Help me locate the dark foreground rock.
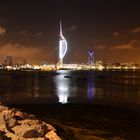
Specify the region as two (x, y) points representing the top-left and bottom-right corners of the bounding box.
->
(0, 104), (61, 140)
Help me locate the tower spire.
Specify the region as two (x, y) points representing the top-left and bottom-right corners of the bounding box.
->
(60, 21), (62, 35)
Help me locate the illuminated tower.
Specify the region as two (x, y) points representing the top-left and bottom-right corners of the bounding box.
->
(88, 49), (94, 65)
(59, 21), (68, 66)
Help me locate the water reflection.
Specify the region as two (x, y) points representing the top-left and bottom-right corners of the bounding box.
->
(0, 70), (140, 106)
(54, 70), (71, 103)
(32, 73), (39, 98)
(87, 73), (96, 102)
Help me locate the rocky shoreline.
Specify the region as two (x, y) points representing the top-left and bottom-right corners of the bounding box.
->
(0, 104), (61, 140)
(1, 103), (140, 140)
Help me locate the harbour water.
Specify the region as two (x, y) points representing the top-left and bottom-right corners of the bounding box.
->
(0, 70), (140, 108)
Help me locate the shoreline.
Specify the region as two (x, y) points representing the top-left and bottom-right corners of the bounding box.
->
(6, 103), (140, 140)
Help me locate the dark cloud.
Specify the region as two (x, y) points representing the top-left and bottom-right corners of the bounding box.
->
(36, 32), (44, 36)
(0, 26), (6, 36)
(0, 17), (8, 23)
(69, 26), (78, 31)
(20, 30), (28, 34)
(94, 40), (106, 50)
(0, 43), (56, 64)
(112, 32), (120, 38)
(132, 26), (140, 33)
(95, 44), (106, 50)
(112, 40), (140, 50)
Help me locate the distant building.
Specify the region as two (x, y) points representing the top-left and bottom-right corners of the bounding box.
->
(88, 49), (94, 65)
(4, 56), (13, 66)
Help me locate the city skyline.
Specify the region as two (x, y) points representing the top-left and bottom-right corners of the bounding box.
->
(0, 0), (140, 64)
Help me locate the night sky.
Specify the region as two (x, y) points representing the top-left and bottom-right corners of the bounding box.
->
(0, 0), (140, 64)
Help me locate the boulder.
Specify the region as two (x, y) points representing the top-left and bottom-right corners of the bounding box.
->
(0, 109), (18, 132)
(45, 130), (61, 140)
(14, 111), (27, 120)
(14, 110), (35, 120)
(0, 104), (61, 140)
(46, 124), (56, 132)
(12, 119), (49, 138)
(0, 105), (9, 112)
(6, 118), (17, 128)
(22, 129), (41, 138)
(0, 115), (9, 132)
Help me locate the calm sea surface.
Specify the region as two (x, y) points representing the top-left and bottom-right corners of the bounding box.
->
(0, 70), (140, 107)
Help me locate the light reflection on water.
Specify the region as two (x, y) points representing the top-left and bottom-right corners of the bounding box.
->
(87, 73), (96, 101)
(54, 70), (71, 103)
(0, 70), (140, 106)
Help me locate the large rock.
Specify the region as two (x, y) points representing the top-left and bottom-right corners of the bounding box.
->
(0, 114), (9, 132)
(6, 118), (17, 128)
(0, 105), (9, 112)
(12, 119), (56, 138)
(0, 109), (18, 132)
(14, 110), (35, 120)
(45, 130), (61, 140)
(0, 105), (61, 140)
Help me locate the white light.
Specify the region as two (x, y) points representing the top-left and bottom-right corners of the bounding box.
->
(59, 21), (67, 61)
(55, 70), (70, 104)
(59, 39), (67, 60)
(59, 94), (68, 104)
(57, 85), (69, 104)
(98, 65), (104, 71)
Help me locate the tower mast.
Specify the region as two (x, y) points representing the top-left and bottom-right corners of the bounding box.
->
(60, 21), (62, 36)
